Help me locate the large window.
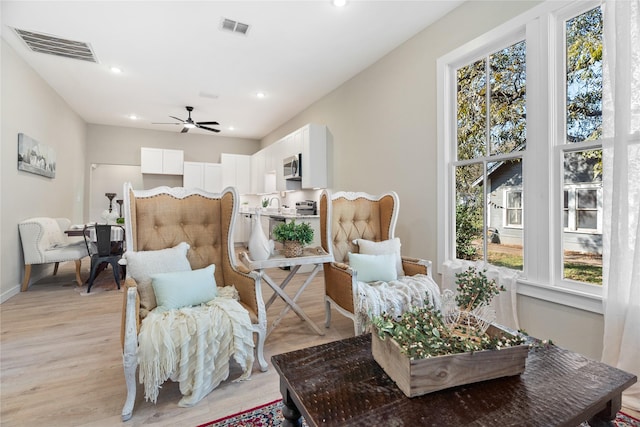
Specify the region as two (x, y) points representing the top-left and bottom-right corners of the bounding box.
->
(454, 41), (526, 271)
(561, 6), (603, 284)
(438, 0), (606, 308)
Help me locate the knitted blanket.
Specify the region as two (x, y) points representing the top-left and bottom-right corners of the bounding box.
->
(355, 274), (441, 335)
(137, 292), (255, 407)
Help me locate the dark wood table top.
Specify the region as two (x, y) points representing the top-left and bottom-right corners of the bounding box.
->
(271, 334), (636, 427)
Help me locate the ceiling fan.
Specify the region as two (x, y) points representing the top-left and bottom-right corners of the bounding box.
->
(154, 106), (220, 133)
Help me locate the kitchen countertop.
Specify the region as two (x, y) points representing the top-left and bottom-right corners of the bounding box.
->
(238, 211), (319, 219)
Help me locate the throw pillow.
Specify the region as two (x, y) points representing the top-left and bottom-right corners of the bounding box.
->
(348, 252), (398, 283)
(354, 237), (404, 276)
(124, 242), (191, 317)
(151, 264), (217, 310)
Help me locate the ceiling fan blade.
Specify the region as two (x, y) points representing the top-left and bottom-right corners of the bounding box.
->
(197, 125), (220, 133)
(169, 115), (185, 123)
(181, 127), (189, 133)
(152, 122), (181, 125)
(196, 121), (220, 126)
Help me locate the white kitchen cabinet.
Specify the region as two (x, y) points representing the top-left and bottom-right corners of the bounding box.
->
(221, 153), (251, 194)
(234, 213), (252, 247)
(251, 151), (265, 194)
(141, 147), (184, 175)
(183, 161), (222, 192)
(301, 124), (327, 189)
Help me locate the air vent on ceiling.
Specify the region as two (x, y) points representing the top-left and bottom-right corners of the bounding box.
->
(13, 28), (98, 63)
(220, 18), (250, 36)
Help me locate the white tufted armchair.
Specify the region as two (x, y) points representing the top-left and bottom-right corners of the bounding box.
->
(18, 217), (89, 291)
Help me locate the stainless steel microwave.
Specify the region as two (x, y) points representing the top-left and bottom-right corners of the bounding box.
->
(284, 153), (301, 180)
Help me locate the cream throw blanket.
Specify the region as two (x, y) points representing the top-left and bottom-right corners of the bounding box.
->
(137, 289), (254, 407)
(356, 274), (441, 335)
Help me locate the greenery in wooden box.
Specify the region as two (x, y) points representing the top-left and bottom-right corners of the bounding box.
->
(372, 266), (526, 360)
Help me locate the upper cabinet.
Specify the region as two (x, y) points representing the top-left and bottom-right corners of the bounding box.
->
(301, 124), (327, 189)
(140, 147), (184, 175)
(183, 161), (222, 193)
(247, 123), (328, 194)
(221, 153), (251, 194)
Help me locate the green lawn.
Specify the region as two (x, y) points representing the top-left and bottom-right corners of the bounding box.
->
(486, 251), (602, 285)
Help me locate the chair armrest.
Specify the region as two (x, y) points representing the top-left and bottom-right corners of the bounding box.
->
(401, 256), (432, 278)
(18, 221), (47, 264)
(223, 263), (264, 322)
(324, 262), (356, 314)
(120, 278), (140, 350)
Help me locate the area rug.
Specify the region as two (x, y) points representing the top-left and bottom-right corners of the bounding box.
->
(196, 399), (307, 427)
(197, 399), (639, 427)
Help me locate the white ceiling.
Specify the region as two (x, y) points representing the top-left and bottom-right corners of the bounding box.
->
(2, 1), (463, 139)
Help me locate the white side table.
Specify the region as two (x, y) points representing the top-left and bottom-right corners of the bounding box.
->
(239, 246), (333, 337)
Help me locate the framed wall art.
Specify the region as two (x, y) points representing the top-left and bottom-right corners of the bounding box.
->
(17, 133), (56, 178)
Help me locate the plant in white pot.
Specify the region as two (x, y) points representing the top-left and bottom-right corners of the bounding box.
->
(272, 220), (314, 258)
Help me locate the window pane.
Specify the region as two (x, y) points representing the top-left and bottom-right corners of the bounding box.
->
(486, 158), (523, 270)
(566, 6), (603, 143)
(577, 189), (597, 208)
(562, 149), (602, 284)
(577, 211), (597, 229)
(457, 59), (486, 160)
(508, 209), (522, 225)
(507, 191), (522, 208)
(455, 163), (483, 260)
(490, 41), (526, 155)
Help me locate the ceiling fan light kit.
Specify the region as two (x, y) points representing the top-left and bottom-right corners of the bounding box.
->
(155, 106), (220, 133)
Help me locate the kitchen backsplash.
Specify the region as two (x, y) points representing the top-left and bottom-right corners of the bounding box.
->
(240, 189), (323, 212)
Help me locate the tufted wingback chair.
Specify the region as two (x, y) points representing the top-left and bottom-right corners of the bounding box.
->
(120, 183), (267, 421)
(320, 190), (433, 335)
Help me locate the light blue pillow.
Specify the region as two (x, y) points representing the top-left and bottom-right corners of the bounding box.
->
(348, 252), (398, 283)
(151, 264), (217, 310)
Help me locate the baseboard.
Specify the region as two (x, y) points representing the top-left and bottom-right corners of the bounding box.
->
(1, 284), (20, 303)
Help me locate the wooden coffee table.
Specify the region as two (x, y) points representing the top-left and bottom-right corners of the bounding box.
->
(272, 334), (636, 427)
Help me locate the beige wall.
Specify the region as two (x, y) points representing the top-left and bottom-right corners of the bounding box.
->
(260, 0), (604, 359)
(1, 40), (88, 301)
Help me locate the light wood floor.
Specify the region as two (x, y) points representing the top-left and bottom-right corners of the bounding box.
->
(1, 260), (355, 426)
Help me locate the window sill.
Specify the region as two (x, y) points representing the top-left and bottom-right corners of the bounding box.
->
(517, 279), (604, 314)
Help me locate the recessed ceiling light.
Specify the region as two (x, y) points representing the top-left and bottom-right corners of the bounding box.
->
(110, 66), (122, 74)
(332, 0), (347, 7)
(128, 114), (138, 120)
(228, 126), (235, 131)
(256, 92), (266, 99)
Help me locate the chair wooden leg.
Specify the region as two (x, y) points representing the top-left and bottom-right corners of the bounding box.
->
(53, 262), (60, 276)
(74, 260), (83, 286)
(21, 265), (32, 292)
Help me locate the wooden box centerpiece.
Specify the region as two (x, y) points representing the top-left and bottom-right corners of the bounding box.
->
(371, 266), (530, 398)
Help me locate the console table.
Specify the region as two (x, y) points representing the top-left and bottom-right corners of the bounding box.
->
(272, 334), (637, 427)
(240, 246), (333, 337)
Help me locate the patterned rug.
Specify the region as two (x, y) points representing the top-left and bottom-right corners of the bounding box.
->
(196, 399), (639, 427)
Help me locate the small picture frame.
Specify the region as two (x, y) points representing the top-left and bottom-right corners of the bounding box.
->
(17, 133), (56, 178)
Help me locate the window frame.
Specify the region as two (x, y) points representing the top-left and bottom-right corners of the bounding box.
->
(437, 0), (605, 314)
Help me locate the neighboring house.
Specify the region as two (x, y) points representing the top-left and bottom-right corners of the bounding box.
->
(485, 153), (602, 255)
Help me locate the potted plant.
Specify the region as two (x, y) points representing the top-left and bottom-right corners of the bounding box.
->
(370, 266), (529, 397)
(272, 220), (314, 258)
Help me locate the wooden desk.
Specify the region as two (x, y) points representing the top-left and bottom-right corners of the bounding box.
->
(272, 334), (637, 427)
(240, 247), (333, 337)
